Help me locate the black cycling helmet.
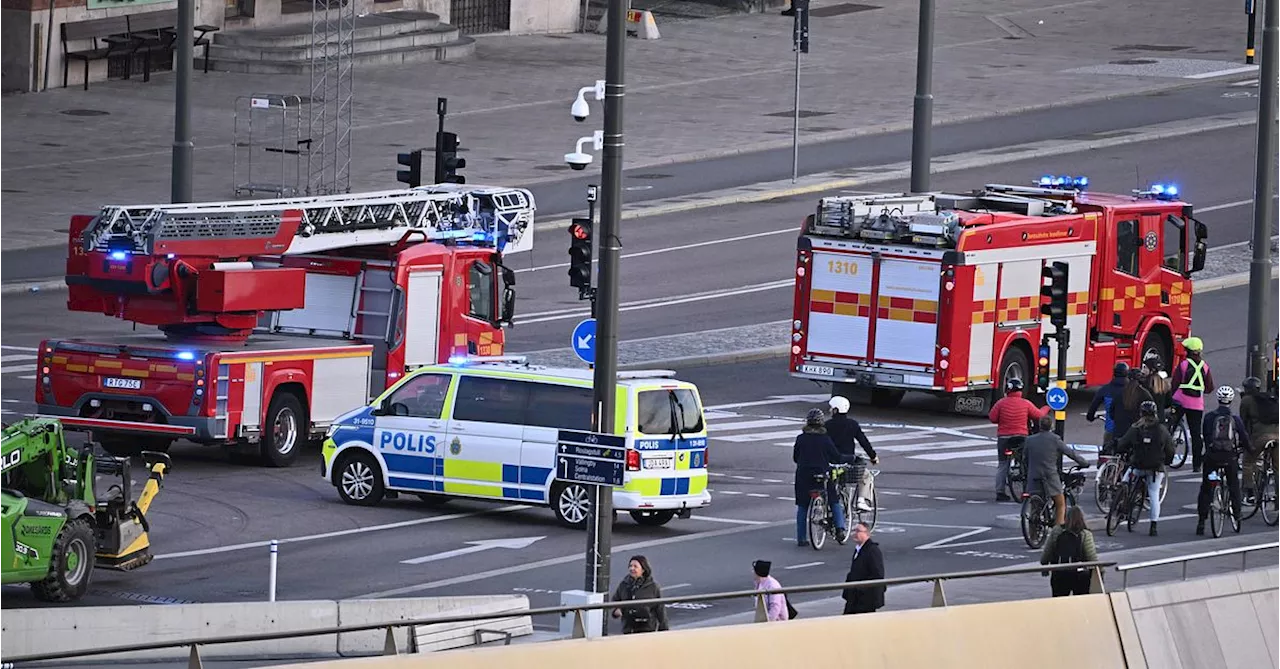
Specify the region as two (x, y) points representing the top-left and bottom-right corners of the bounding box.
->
(1006, 378), (1024, 392)
(1141, 352), (1163, 373)
(1139, 400), (1158, 417)
(1114, 361), (1130, 377)
(1243, 376), (1263, 394)
(805, 408), (826, 426)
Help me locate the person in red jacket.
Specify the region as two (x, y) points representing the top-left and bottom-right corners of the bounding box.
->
(989, 378), (1052, 501)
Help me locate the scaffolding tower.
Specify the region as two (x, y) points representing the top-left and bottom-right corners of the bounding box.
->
(308, 0), (355, 196)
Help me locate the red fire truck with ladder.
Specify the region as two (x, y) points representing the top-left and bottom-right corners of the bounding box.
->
(35, 184), (536, 466)
(789, 178), (1209, 415)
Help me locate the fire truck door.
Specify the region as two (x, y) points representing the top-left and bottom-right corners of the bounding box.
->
(404, 270), (443, 369)
(1100, 214), (1144, 336)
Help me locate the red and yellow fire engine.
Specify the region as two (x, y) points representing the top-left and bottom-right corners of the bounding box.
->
(35, 184), (535, 465)
(789, 178), (1208, 414)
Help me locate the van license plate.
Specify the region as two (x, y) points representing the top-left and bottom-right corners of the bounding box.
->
(801, 364), (835, 377)
(104, 377), (141, 390)
(643, 457), (674, 470)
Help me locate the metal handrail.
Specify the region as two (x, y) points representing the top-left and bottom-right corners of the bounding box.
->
(3, 560), (1114, 665)
(1113, 540), (1278, 589)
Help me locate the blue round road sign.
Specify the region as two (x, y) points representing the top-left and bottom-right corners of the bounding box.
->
(571, 318), (596, 365)
(1046, 386), (1069, 411)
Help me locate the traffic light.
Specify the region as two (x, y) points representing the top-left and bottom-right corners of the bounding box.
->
(567, 218), (593, 292)
(435, 131), (466, 184)
(1037, 340), (1052, 392)
(396, 149), (423, 188)
(1040, 261), (1069, 329)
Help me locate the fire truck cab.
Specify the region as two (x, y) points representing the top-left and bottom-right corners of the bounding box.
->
(789, 178), (1208, 415)
(35, 185), (536, 466)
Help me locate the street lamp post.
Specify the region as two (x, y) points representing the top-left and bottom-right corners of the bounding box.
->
(909, 0), (936, 193)
(1247, 0), (1278, 379)
(172, 0), (194, 203)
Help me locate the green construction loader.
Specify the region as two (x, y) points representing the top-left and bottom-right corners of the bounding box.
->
(1, 417), (171, 602)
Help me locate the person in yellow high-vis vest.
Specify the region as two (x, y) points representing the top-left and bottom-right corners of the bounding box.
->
(1169, 337), (1216, 472)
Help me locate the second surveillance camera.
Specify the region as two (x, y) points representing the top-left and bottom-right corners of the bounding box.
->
(565, 151), (593, 171)
(571, 96), (590, 122)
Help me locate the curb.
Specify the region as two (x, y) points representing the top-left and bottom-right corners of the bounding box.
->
(1, 279), (65, 295)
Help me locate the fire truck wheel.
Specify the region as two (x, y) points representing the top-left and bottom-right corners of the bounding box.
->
(336, 451), (385, 506)
(260, 393), (306, 468)
(998, 346), (1031, 396)
(869, 388), (905, 408)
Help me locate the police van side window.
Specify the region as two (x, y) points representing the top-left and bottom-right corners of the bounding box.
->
(525, 384), (594, 430)
(452, 376), (529, 425)
(1115, 220), (1140, 276)
(384, 373), (452, 418)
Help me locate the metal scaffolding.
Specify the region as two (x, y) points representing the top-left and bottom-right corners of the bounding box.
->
(307, 0), (355, 195)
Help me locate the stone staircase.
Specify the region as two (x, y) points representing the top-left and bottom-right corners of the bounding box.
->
(206, 10), (474, 75)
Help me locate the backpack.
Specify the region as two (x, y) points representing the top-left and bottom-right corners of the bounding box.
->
(1254, 393), (1279, 426)
(1053, 529), (1085, 565)
(786, 595), (798, 619)
(1131, 425), (1164, 470)
(1210, 413), (1237, 454)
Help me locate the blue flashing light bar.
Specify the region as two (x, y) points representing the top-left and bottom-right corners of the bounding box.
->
(1038, 175), (1090, 189)
(447, 355), (469, 365)
(1143, 183), (1181, 200)
(109, 251), (128, 261)
(176, 351), (196, 361)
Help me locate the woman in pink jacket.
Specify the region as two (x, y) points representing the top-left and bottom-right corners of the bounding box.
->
(752, 560), (788, 622)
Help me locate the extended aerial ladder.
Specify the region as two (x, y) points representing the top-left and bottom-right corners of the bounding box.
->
(65, 185), (536, 343)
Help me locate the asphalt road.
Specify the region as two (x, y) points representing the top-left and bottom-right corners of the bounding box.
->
(3, 283), (1273, 628)
(0, 78), (1259, 284)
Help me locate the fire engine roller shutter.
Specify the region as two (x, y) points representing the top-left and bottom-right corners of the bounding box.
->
(275, 273), (358, 336)
(807, 251), (873, 360)
(968, 264), (999, 383)
(872, 258), (940, 366)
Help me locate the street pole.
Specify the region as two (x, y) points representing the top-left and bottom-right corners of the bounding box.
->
(909, 0), (936, 193)
(171, 0), (194, 203)
(585, 0), (626, 632)
(791, 0), (809, 182)
(1054, 329), (1069, 439)
(1246, 0), (1278, 379)
(1248, 1), (1258, 64)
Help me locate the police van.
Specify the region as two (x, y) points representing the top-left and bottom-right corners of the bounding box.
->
(320, 357), (711, 527)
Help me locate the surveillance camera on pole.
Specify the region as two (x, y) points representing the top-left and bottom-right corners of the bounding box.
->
(571, 80), (605, 122)
(565, 131), (604, 171)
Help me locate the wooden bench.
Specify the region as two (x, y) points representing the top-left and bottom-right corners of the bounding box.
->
(60, 15), (131, 90)
(124, 9), (221, 81)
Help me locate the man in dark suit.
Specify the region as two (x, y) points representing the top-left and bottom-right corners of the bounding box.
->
(841, 522), (885, 614)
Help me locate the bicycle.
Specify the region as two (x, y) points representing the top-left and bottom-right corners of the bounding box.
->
(1020, 465), (1087, 549)
(1003, 437), (1028, 500)
(1239, 440), (1278, 527)
(837, 458), (879, 533)
(1205, 462), (1242, 538)
(1095, 450), (1168, 515)
(1164, 405), (1191, 469)
(806, 463), (850, 551)
(1105, 466), (1153, 536)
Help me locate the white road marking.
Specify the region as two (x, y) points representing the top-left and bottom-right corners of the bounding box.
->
(880, 490), (902, 495)
(876, 439), (990, 453)
(1185, 65), (1260, 79)
(516, 227), (796, 274)
(517, 280), (792, 325)
(2, 399), (22, 404)
(762, 478), (784, 484)
(746, 493), (770, 498)
(711, 418), (801, 432)
(704, 394), (829, 411)
(908, 494), (930, 499)
(785, 562), (824, 570)
(1, 365), (37, 374)
(910, 525), (993, 550)
(716, 429), (803, 443)
(933, 496), (957, 501)
(0, 345), (39, 352)
(717, 490), (744, 495)
(0, 355), (35, 363)
(965, 500), (988, 504)
(777, 496), (794, 502)
(910, 448), (998, 461)
(729, 475), (756, 480)
(664, 583), (693, 591)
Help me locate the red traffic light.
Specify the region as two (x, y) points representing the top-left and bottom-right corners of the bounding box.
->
(570, 223), (590, 240)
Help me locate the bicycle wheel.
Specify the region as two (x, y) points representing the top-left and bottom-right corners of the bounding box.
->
(807, 495), (828, 550)
(1095, 460), (1119, 514)
(1262, 471), (1278, 527)
(1169, 420), (1189, 469)
(1020, 494), (1046, 549)
(857, 479), (878, 533)
(1242, 466), (1263, 521)
(1106, 487), (1127, 536)
(1127, 485), (1145, 533)
(1210, 485), (1225, 538)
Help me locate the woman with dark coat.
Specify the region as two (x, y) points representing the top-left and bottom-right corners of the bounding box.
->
(793, 408), (848, 547)
(611, 555), (669, 633)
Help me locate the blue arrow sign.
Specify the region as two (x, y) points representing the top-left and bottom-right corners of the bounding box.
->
(571, 318), (596, 365)
(1046, 386), (1069, 412)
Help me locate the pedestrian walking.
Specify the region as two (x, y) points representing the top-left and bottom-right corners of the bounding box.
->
(840, 522), (885, 614)
(1040, 506), (1098, 597)
(752, 560), (788, 622)
(610, 555), (669, 634)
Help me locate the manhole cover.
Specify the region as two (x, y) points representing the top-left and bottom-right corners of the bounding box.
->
(60, 109), (109, 116)
(40, 142), (63, 147)
(628, 173), (672, 180)
(809, 3), (881, 18)
(1110, 58), (1159, 65)
(765, 109), (834, 119)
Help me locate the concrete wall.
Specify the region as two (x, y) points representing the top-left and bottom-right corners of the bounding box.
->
(0, 595), (530, 662)
(1119, 566), (1278, 669)
(508, 0), (577, 35)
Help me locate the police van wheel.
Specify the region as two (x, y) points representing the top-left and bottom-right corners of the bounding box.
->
(551, 482), (592, 529)
(337, 451), (384, 507)
(629, 510), (675, 527)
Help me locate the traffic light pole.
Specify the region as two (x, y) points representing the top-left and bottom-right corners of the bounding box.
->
(1053, 329), (1069, 439)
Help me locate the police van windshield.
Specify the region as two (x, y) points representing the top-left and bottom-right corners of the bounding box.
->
(637, 388), (704, 436)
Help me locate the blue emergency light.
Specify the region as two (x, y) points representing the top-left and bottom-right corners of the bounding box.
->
(109, 251), (128, 261)
(176, 351), (196, 361)
(1139, 183), (1181, 200)
(1038, 175), (1089, 189)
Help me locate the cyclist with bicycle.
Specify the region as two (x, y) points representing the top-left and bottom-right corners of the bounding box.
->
(989, 378), (1051, 502)
(793, 408), (848, 546)
(1025, 414), (1090, 527)
(1141, 353), (1173, 418)
(1170, 337), (1216, 472)
(1114, 401), (1176, 536)
(1239, 376), (1279, 503)
(826, 396), (879, 512)
(1087, 363), (1136, 453)
(1196, 386), (1247, 536)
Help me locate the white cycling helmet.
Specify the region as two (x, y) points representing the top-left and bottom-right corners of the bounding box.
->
(829, 396), (851, 414)
(1216, 385), (1236, 405)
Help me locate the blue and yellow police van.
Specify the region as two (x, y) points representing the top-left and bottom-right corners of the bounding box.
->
(321, 357), (711, 527)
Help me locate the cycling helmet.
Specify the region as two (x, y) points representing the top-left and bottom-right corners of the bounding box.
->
(805, 408), (826, 426)
(1114, 362), (1130, 377)
(1139, 400), (1158, 417)
(1243, 376), (1263, 394)
(1006, 377), (1024, 392)
(828, 396), (851, 414)
(1142, 352), (1163, 373)
(1216, 385), (1236, 405)
(1182, 337), (1203, 352)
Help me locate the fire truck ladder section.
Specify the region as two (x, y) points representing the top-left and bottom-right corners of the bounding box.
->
(78, 185), (537, 258)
